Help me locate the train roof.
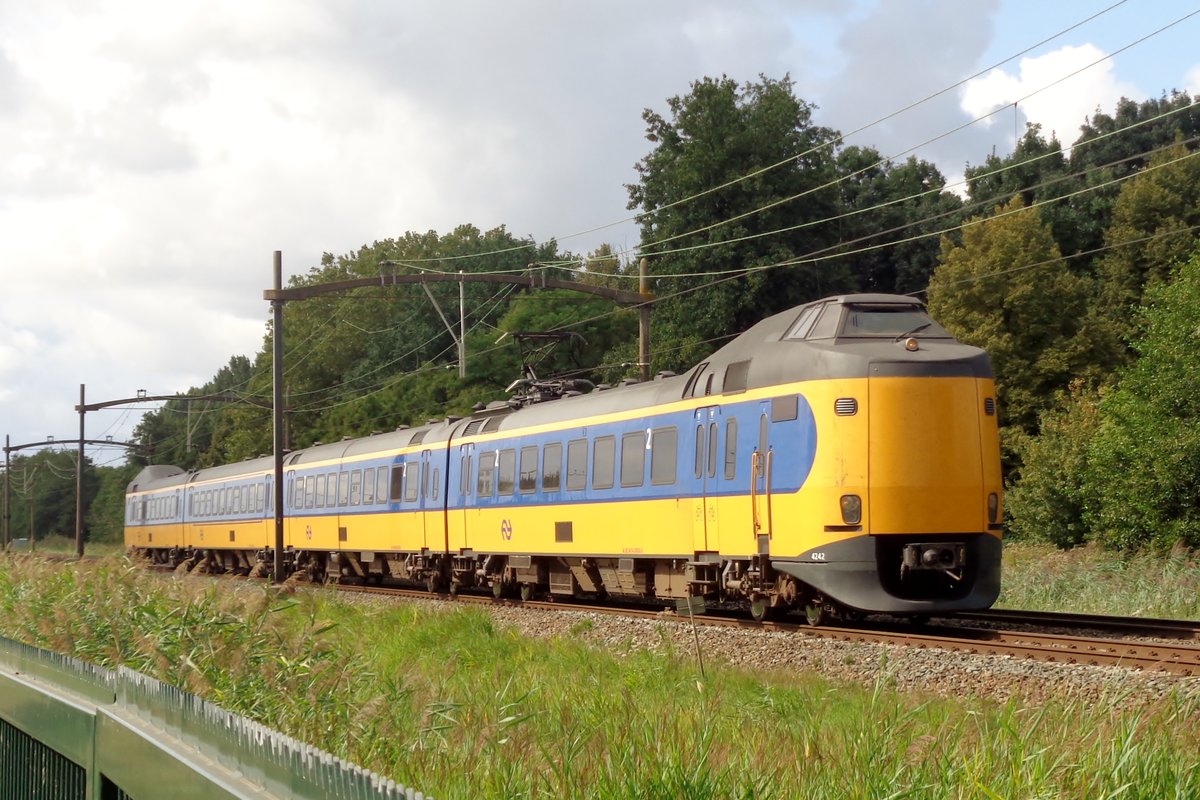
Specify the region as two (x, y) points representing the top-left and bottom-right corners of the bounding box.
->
(127, 293), (987, 492)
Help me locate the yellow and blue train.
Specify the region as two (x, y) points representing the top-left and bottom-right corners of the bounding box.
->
(126, 293), (1003, 623)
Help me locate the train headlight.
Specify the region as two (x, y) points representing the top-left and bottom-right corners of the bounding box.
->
(904, 337), (920, 351)
(988, 493), (1000, 524)
(840, 494), (862, 525)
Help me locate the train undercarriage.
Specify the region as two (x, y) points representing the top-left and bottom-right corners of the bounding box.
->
(132, 545), (888, 625)
(134, 529), (994, 626)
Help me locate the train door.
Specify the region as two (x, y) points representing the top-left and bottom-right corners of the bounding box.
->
(449, 443), (474, 551)
(691, 405), (722, 552)
(419, 449), (436, 550)
(753, 404), (773, 556)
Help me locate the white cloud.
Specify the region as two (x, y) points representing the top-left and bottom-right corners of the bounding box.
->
(1186, 64), (1200, 97)
(961, 44), (1139, 148)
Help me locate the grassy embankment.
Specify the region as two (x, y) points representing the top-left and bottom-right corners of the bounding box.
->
(0, 544), (1198, 799)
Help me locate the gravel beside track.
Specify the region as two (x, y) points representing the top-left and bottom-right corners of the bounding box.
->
(388, 595), (1200, 707)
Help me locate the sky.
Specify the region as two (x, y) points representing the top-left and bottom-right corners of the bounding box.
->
(1, 0), (1198, 467)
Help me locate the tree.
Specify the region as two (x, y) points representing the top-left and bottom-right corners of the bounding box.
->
(834, 147), (962, 294)
(627, 75), (851, 372)
(1084, 246), (1200, 551)
(86, 463), (140, 543)
(4, 451), (99, 542)
(927, 197), (1094, 464)
(1003, 383), (1100, 548)
(1088, 142), (1200, 360)
(134, 225), (566, 463)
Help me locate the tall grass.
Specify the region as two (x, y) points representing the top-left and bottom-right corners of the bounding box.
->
(1, 554), (1199, 798)
(999, 542), (1200, 618)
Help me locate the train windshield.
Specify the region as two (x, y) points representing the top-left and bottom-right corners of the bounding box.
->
(840, 305), (951, 338)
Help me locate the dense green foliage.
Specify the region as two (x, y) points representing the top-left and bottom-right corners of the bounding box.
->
(1084, 251), (1200, 551)
(928, 197), (1094, 456)
(2, 451), (100, 546)
(3, 556), (1199, 798)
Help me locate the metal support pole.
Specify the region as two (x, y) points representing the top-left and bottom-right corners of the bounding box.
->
(76, 384), (85, 558)
(458, 271), (466, 379)
(3, 435), (9, 549)
(271, 252), (286, 581)
(639, 258), (651, 383)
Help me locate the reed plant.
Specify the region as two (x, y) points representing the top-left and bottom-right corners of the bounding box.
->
(998, 541), (1200, 618)
(1, 554), (1198, 798)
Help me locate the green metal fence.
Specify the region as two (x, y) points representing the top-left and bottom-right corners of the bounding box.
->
(0, 636), (428, 799)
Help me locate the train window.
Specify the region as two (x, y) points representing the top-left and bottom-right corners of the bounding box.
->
(725, 419), (738, 480)
(772, 395), (799, 422)
(314, 474), (326, 508)
(405, 463), (420, 502)
(758, 414), (769, 478)
(362, 468), (375, 504)
(257, 484), (265, 513)
(566, 439), (587, 490)
(841, 305), (950, 338)
(431, 468), (440, 500)
(621, 432), (646, 488)
(542, 442), (562, 492)
(651, 427), (677, 486)
(593, 436), (615, 490)
(390, 465), (404, 501)
(707, 423), (718, 478)
(723, 361), (750, 394)
(305, 478), (316, 509)
(807, 305), (841, 339)
(498, 449), (516, 496)
(784, 305), (822, 339)
(338, 472), (351, 506)
(350, 470), (362, 505)
(694, 425), (704, 478)
(422, 460), (431, 499)
(477, 451), (496, 496)
(377, 468), (389, 504)
(519, 446), (538, 493)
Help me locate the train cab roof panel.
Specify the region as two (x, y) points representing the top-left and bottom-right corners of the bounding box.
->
(126, 464), (188, 493)
(680, 294), (993, 397)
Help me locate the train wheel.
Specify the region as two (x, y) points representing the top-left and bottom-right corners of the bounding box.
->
(750, 597), (772, 623)
(426, 574), (440, 594)
(492, 581), (503, 599)
(804, 602), (829, 627)
(519, 583), (533, 601)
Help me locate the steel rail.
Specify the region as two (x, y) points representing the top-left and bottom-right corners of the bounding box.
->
(331, 585), (1200, 676)
(947, 607), (1200, 640)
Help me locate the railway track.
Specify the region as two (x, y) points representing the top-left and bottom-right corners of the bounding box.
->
(335, 584), (1200, 677)
(947, 607), (1200, 640)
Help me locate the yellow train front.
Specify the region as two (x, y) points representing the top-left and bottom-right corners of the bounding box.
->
(439, 291), (1003, 623)
(124, 293), (1001, 624)
(726, 293), (1004, 622)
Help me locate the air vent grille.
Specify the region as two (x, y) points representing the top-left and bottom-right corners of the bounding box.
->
(835, 398), (858, 416)
(984, 398), (996, 416)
